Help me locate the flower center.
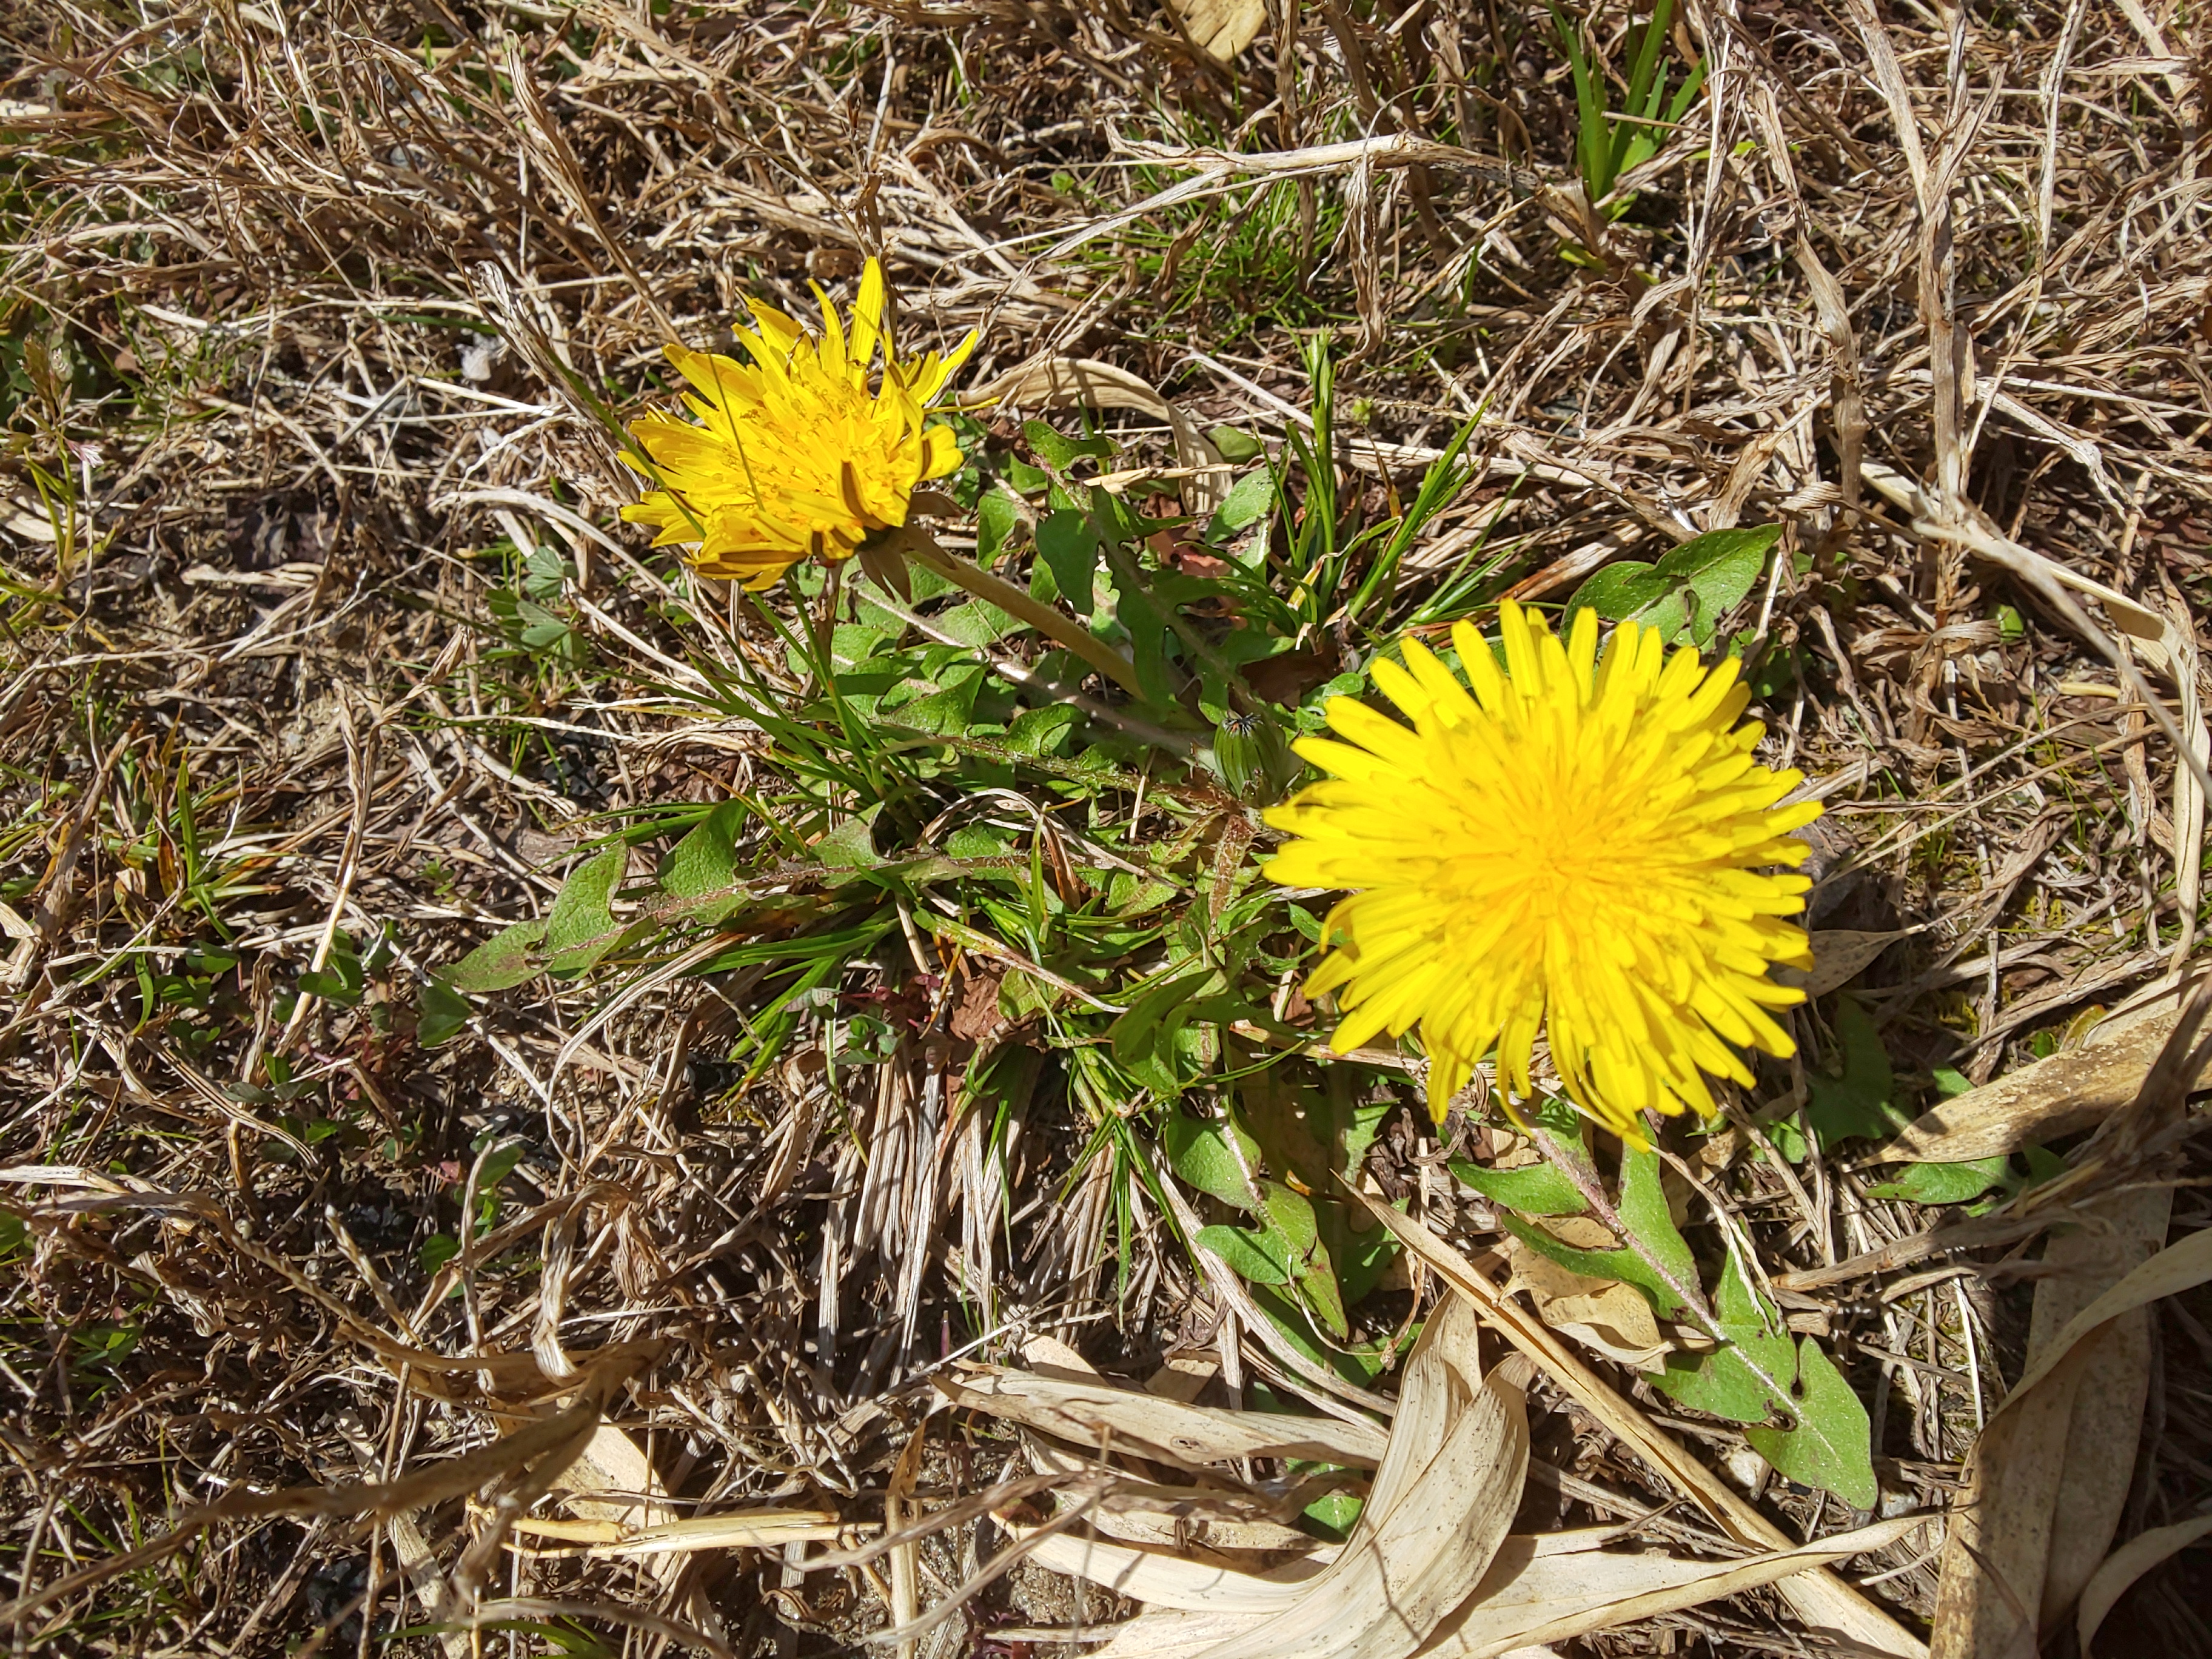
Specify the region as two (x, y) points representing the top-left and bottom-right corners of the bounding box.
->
(1454, 756), (1652, 928)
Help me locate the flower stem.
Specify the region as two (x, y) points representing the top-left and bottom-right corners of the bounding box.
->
(894, 531), (1148, 703)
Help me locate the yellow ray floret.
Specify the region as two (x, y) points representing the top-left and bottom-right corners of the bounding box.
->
(620, 258), (977, 589)
(1264, 600), (1821, 1142)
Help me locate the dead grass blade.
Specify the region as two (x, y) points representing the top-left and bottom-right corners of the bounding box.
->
(510, 1509), (846, 1555)
(452, 1595), (737, 1659)
(1014, 1529), (1329, 1616)
(1877, 981), (2210, 1164)
(972, 355), (1232, 512)
(1781, 928), (1923, 999)
(1361, 1200), (1928, 1658)
(1059, 1427), (1928, 1658)
(1419, 1514), (1932, 1659)
(1932, 1164), (2212, 1655)
(2074, 1512), (2212, 1657)
(1862, 461), (2212, 814)
(934, 1364), (1390, 1469)
(1034, 133), (1558, 264)
(1013, 1293), (1531, 1659)
(0, 1341), (661, 1634)
(1931, 1007), (2199, 1658)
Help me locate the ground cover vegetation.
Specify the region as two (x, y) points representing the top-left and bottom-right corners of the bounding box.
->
(1, 0), (2209, 1654)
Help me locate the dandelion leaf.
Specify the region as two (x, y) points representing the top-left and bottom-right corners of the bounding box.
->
(416, 976), (472, 1046)
(1110, 965), (1221, 1095)
(813, 811), (884, 870)
(1865, 1155), (2015, 1206)
(1649, 525), (1778, 643)
(1452, 1158), (1588, 1216)
(1211, 469), (1274, 535)
(542, 846), (627, 976)
(1022, 420), (1114, 471)
(1654, 1254), (1797, 1424)
(1036, 509), (1098, 616)
(1004, 703), (1079, 756)
(976, 488), (1022, 566)
(448, 918), (549, 993)
(1164, 1108), (1263, 1209)
(1318, 1198), (1401, 1311)
(662, 800), (747, 905)
(1748, 1336), (1879, 1511)
(1567, 560), (1683, 638)
(1119, 592), (1178, 708)
(1496, 1213), (1690, 1321)
(1259, 1179), (1318, 1254)
(1657, 1255), (1877, 1510)
(1226, 1067), (1396, 1336)
(1255, 1181), (1351, 1337)
(1617, 1144), (1697, 1287)
(1198, 1222), (1293, 1285)
(1566, 525), (1778, 646)
(1237, 1064), (1387, 1192)
(1492, 1147), (1692, 1318)
(933, 598), (1019, 648)
(889, 665), (985, 734)
(1803, 999), (1912, 1150)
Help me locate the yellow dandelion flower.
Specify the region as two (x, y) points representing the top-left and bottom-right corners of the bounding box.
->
(620, 258), (977, 589)
(1264, 600), (1822, 1142)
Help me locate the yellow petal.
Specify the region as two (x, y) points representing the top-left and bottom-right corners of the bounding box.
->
(1259, 605), (1818, 1138)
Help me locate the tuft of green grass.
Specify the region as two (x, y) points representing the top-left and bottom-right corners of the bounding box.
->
(1549, 0), (1706, 244)
(1078, 170), (1352, 348)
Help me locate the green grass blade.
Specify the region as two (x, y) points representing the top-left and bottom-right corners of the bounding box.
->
(1550, 2), (1618, 199)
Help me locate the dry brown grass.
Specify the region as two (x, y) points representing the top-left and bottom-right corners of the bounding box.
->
(1, 0), (2210, 1653)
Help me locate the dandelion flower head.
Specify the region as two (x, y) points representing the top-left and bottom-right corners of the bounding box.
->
(1264, 601), (1821, 1142)
(621, 259), (976, 589)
